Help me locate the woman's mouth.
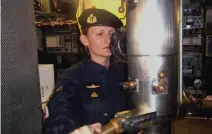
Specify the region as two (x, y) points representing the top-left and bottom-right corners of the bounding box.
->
(103, 46), (110, 49)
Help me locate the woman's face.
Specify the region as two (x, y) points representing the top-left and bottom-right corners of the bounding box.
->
(80, 26), (115, 58)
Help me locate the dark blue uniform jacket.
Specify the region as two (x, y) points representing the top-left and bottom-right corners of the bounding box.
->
(43, 58), (128, 134)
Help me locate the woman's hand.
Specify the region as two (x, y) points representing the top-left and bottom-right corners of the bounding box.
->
(88, 122), (102, 134)
(70, 122), (102, 134)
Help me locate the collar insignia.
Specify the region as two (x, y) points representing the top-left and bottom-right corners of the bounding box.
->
(55, 86), (63, 92)
(86, 84), (100, 88)
(87, 14), (97, 24)
(91, 92), (98, 98)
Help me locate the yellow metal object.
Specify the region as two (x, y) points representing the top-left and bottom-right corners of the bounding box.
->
(182, 89), (198, 104)
(120, 80), (136, 90)
(153, 72), (168, 94)
(158, 72), (165, 78)
(115, 110), (133, 118)
(110, 117), (122, 134)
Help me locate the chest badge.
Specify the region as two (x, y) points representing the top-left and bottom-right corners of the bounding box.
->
(86, 84), (100, 89)
(91, 92), (98, 98)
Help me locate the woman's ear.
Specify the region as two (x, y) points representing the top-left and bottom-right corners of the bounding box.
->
(80, 35), (89, 46)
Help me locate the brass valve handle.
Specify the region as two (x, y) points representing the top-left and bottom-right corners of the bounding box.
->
(120, 80), (137, 90)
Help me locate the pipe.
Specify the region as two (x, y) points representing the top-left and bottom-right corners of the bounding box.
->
(101, 122), (117, 134)
(101, 117), (122, 134)
(101, 111), (157, 134)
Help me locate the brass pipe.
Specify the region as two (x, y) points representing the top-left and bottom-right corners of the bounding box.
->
(101, 122), (117, 134)
(101, 118), (122, 134)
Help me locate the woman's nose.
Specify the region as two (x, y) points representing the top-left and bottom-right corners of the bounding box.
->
(105, 34), (111, 44)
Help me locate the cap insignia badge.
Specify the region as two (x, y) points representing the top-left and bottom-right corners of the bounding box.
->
(87, 14), (97, 24)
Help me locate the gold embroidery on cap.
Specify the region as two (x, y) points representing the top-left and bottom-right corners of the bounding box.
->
(87, 14), (97, 24)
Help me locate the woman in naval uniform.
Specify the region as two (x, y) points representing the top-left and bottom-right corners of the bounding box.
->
(43, 8), (129, 134)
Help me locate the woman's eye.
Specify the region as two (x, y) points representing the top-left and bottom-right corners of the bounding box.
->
(97, 32), (103, 36)
(110, 31), (115, 35)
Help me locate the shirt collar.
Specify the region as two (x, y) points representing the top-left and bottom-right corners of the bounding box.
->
(82, 57), (107, 73)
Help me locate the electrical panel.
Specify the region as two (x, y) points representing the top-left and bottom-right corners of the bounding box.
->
(43, 25), (80, 54)
(183, 8), (204, 30)
(182, 1), (205, 94)
(183, 53), (202, 77)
